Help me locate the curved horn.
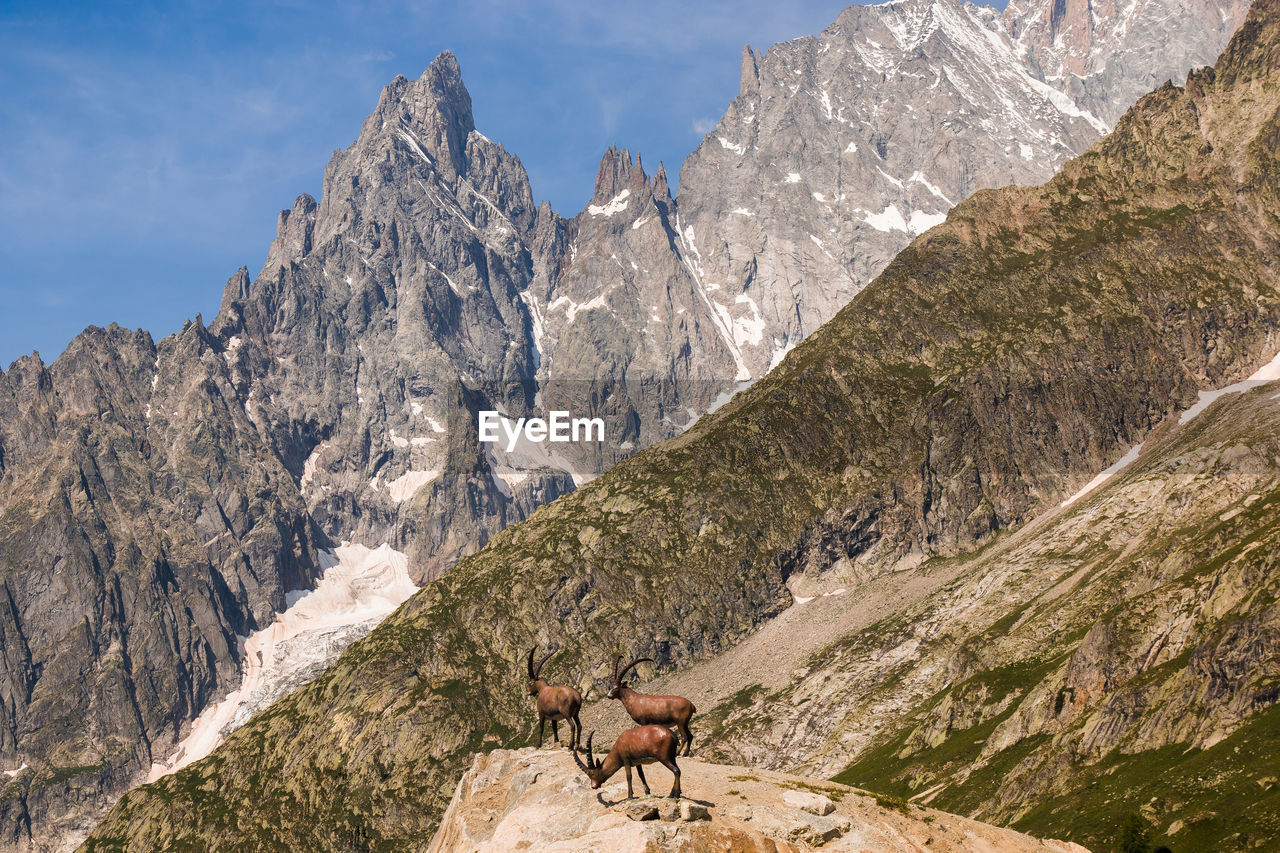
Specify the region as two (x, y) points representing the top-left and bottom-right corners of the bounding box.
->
(572, 745), (590, 773)
(617, 657), (654, 684)
(586, 731), (597, 768)
(527, 647), (537, 679)
(532, 649), (556, 679)
(612, 654), (623, 683)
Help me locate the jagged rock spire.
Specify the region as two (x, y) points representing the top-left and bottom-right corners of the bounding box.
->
(592, 145), (650, 202)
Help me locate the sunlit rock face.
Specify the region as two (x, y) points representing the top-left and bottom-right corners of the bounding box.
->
(0, 0), (1248, 848)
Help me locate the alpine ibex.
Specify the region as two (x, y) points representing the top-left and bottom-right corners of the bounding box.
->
(609, 655), (696, 756)
(527, 647), (583, 750)
(572, 728), (682, 799)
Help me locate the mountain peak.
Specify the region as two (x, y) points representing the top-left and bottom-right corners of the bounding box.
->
(591, 144), (650, 203)
(360, 50), (476, 180)
(740, 43), (760, 94)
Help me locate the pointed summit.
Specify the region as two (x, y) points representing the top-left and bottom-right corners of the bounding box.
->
(740, 44), (761, 94)
(361, 50), (476, 180)
(591, 145), (650, 203)
(264, 194), (317, 271)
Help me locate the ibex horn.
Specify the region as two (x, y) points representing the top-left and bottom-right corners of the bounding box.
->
(527, 647), (537, 679)
(617, 657), (654, 684)
(586, 731), (597, 769)
(532, 649), (556, 679)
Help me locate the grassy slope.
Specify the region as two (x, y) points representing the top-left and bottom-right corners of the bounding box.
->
(822, 383), (1280, 851)
(83, 1), (1280, 849)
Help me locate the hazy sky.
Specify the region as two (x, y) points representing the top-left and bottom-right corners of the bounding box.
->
(0, 0), (1002, 367)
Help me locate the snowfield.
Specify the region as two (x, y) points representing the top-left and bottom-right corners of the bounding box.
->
(146, 542), (417, 781)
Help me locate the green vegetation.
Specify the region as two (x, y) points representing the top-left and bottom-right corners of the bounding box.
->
(1009, 703), (1280, 852)
(779, 779), (848, 804)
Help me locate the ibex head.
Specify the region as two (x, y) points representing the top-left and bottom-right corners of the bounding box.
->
(527, 647), (555, 697)
(608, 654), (653, 698)
(571, 731), (604, 787)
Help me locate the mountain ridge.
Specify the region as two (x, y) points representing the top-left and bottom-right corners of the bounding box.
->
(78, 0), (1280, 848)
(0, 0), (1254, 848)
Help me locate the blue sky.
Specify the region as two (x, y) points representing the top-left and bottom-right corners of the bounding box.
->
(0, 0), (1003, 367)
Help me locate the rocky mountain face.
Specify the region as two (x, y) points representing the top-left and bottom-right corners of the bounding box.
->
(0, 324), (326, 848)
(428, 747), (1090, 852)
(1005, 0), (1251, 124)
(79, 1), (1280, 848)
(661, 0), (1246, 381)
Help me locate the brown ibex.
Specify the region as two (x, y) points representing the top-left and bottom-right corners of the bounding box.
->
(572, 728), (682, 799)
(609, 655), (696, 756)
(527, 647), (583, 750)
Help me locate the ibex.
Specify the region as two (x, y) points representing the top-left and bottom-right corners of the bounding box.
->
(527, 647), (583, 750)
(572, 728), (682, 799)
(609, 655), (696, 756)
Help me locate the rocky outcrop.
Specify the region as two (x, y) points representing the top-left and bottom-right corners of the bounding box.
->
(78, 2), (1280, 849)
(428, 748), (1089, 853)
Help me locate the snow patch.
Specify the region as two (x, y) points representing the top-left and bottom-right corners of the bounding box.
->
(733, 294), (765, 347)
(674, 216), (750, 379)
(587, 189), (631, 217)
(1179, 350), (1280, 424)
(876, 168), (905, 189)
(908, 172), (954, 206)
(146, 543), (417, 782)
(300, 443), (327, 493)
(1019, 142), (1035, 160)
(397, 128), (433, 164)
(864, 204), (910, 233)
(519, 291), (545, 370)
(810, 234), (837, 261)
(717, 136), (746, 155)
(386, 469), (441, 503)
(1062, 443), (1144, 507)
(784, 172), (802, 184)
(707, 381), (752, 414)
(768, 339), (797, 371)
(731, 208), (755, 216)
(548, 293), (610, 324)
(427, 260), (463, 296)
(908, 210), (947, 234)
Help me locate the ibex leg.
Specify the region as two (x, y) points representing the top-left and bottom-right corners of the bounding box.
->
(662, 760), (682, 799)
(551, 719), (560, 746)
(635, 764), (651, 795)
(679, 724), (693, 756)
(624, 765), (634, 799)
